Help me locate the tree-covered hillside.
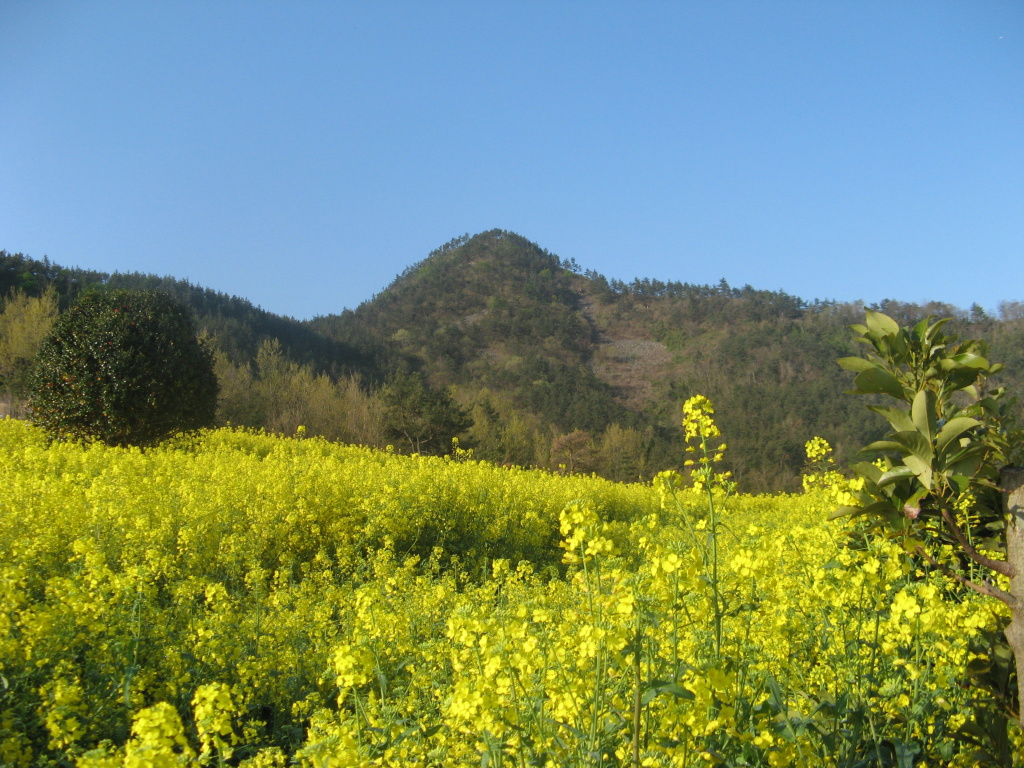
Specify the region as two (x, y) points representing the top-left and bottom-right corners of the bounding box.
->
(0, 250), (361, 371)
(4, 235), (1024, 492)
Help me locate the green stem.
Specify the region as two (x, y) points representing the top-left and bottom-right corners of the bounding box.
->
(702, 433), (723, 660)
(631, 608), (642, 768)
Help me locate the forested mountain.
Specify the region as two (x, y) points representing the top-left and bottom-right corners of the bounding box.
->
(3, 233), (1024, 492)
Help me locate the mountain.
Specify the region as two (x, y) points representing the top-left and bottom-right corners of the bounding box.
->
(5, 234), (1024, 492)
(306, 230), (877, 487)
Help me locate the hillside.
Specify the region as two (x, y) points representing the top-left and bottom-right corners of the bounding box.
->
(0, 250), (363, 372)
(303, 232), (925, 488)
(4, 234), (1024, 492)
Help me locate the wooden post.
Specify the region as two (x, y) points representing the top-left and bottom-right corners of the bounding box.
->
(1001, 467), (1024, 724)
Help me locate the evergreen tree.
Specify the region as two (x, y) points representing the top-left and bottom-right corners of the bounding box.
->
(382, 371), (472, 454)
(30, 290), (218, 447)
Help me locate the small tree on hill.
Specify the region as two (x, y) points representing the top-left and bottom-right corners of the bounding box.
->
(30, 289), (218, 447)
(381, 371), (472, 454)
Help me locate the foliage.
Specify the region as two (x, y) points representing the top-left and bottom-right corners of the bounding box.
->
(551, 429), (596, 474)
(381, 371), (473, 454)
(0, 418), (1021, 766)
(29, 289), (219, 447)
(834, 310), (1017, 583)
(834, 309), (1024, 739)
(214, 339), (385, 446)
(0, 286), (59, 413)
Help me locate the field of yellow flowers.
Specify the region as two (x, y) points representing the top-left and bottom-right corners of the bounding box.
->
(0, 415), (1020, 767)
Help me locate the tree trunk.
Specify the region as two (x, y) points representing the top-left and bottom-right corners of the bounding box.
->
(1002, 467), (1024, 725)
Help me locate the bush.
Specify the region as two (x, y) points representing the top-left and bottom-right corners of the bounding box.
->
(29, 289), (218, 446)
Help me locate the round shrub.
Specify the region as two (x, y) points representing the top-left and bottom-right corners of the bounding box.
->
(30, 289), (219, 447)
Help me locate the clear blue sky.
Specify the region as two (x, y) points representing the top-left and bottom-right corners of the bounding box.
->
(1, 2), (1021, 320)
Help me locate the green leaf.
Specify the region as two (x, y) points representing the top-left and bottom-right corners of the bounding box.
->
(893, 738), (922, 768)
(911, 389), (937, 442)
(852, 367), (905, 400)
(860, 439), (904, 454)
(935, 417), (980, 455)
(890, 430), (934, 464)
(911, 316), (932, 342)
(865, 309), (900, 336)
(946, 448), (985, 479)
(876, 466), (917, 489)
(851, 461), (884, 483)
(829, 500), (894, 520)
(950, 352), (990, 370)
(866, 405), (914, 433)
(903, 454), (933, 490)
(837, 356), (875, 373)
(765, 676), (786, 715)
(828, 506), (861, 520)
(949, 474), (971, 494)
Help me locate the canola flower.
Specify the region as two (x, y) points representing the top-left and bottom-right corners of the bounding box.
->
(0, 417), (1020, 767)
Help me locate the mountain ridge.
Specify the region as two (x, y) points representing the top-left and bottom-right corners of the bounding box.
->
(3, 232), (1023, 492)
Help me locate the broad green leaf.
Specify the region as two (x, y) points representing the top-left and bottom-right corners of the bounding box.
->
(419, 724), (444, 739)
(865, 309), (900, 336)
(935, 417), (980, 455)
(903, 454), (933, 490)
(936, 358), (986, 391)
(837, 356), (876, 373)
(867, 405), (914, 433)
(949, 475), (972, 494)
(890, 430), (934, 464)
(922, 317), (950, 344)
(946, 447), (985, 479)
(876, 466), (917, 489)
(978, 395), (1004, 415)
(948, 368), (983, 391)
(950, 352), (990, 370)
(860, 440), (904, 454)
(911, 389), (937, 442)
(852, 460), (884, 483)
(765, 677), (787, 715)
(893, 738), (921, 768)
(829, 505), (865, 520)
(852, 367), (905, 400)
(900, 536), (926, 554)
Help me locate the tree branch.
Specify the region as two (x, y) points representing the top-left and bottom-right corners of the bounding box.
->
(914, 546), (1016, 608)
(939, 504), (1014, 578)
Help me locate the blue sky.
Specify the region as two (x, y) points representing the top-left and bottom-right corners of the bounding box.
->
(1, 2), (1021, 320)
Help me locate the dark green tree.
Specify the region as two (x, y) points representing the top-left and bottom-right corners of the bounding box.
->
(381, 371), (472, 454)
(30, 290), (219, 447)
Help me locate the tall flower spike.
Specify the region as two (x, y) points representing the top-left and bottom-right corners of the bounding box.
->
(681, 395), (721, 442)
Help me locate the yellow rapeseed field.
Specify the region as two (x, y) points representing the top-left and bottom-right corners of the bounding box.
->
(0, 415), (1019, 767)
